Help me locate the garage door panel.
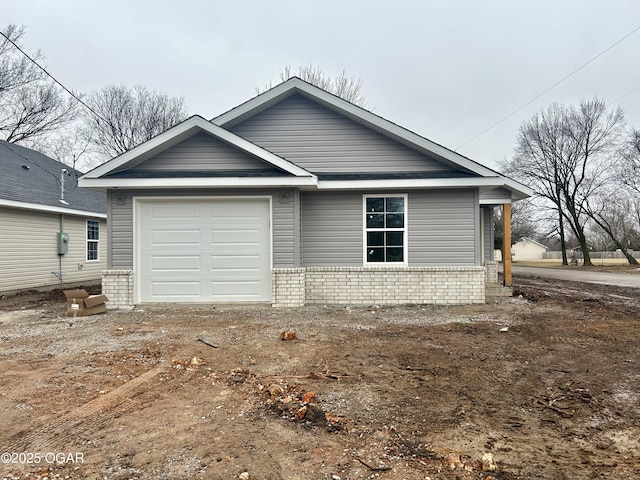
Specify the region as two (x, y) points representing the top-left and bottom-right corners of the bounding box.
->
(211, 202), (261, 218)
(211, 229), (261, 244)
(151, 281), (201, 297)
(138, 198), (271, 303)
(211, 254), (261, 270)
(152, 255), (201, 271)
(151, 203), (201, 219)
(211, 281), (260, 297)
(152, 230), (201, 246)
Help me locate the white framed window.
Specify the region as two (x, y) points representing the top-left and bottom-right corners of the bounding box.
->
(363, 194), (407, 264)
(86, 219), (100, 262)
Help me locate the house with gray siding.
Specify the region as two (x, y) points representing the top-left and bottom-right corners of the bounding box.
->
(0, 141), (107, 294)
(79, 77), (531, 308)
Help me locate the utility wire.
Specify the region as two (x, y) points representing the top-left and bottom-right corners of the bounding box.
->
(0, 140), (79, 193)
(455, 24), (640, 152)
(0, 30), (113, 128)
(607, 86), (640, 107)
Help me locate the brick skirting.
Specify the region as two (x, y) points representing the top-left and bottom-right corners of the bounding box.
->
(102, 270), (134, 310)
(104, 266), (487, 309)
(273, 266), (486, 307)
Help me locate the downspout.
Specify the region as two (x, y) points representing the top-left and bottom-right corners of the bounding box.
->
(58, 213), (64, 287)
(57, 168), (69, 287)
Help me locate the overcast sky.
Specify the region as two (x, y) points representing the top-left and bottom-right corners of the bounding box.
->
(5, 0), (640, 170)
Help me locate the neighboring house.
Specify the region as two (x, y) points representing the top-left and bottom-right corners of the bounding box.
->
(495, 237), (549, 261)
(79, 77), (532, 308)
(0, 141), (107, 294)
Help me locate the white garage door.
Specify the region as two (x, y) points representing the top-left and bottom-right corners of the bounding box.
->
(137, 198), (271, 303)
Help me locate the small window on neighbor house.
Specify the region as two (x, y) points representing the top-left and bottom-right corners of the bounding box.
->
(364, 195), (407, 264)
(87, 220), (99, 261)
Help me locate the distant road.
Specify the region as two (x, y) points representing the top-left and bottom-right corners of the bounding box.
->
(509, 265), (640, 289)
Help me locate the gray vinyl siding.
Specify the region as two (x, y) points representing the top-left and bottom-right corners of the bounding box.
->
(0, 207), (106, 293)
(272, 189), (297, 267)
(107, 188), (297, 270)
(301, 192), (363, 266)
(108, 190), (134, 269)
(482, 206), (494, 262)
(301, 189), (477, 267)
(128, 132), (272, 172)
(231, 94), (459, 174)
(408, 190), (477, 265)
(480, 188), (512, 204)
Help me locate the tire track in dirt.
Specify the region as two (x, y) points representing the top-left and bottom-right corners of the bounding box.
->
(1, 367), (166, 453)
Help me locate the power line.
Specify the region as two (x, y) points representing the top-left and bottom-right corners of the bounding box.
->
(455, 24), (640, 152)
(607, 86), (640, 107)
(0, 140), (79, 193)
(0, 29), (113, 128)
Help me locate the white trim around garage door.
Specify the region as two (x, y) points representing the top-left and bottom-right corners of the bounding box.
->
(133, 195), (273, 303)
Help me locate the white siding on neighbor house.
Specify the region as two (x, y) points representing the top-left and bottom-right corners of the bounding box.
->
(127, 132), (272, 172)
(108, 189), (298, 270)
(511, 238), (548, 260)
(231, 94), (460, 174)
(301, 189), (478, 267)
(0, 207), (107, 293)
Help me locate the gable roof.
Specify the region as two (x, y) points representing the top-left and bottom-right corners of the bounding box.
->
(80, 115), (317, 189)
(79, 79), (532, 201)
(0, 141), (106, 217)
(213, 77), (532, 199)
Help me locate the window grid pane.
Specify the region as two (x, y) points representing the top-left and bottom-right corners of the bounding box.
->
(87, 242), (98, 261)
(365, 196), (405, 264)
(87, 220), (100, 261)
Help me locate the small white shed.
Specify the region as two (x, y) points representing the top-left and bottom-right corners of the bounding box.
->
(495, 237), (548, 261)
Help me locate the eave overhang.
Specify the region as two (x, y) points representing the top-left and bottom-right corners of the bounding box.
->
(78, 175), (530, 200)
(78, 176), (319, 190)
(0, 198), (107, 218)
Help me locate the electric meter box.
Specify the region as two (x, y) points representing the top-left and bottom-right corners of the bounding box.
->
(58, 232), (69, 255)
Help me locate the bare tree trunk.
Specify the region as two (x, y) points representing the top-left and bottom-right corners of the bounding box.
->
(577, 234), (593, 267)
(589, 213), (640, 265)
(558, 211), (568, 265)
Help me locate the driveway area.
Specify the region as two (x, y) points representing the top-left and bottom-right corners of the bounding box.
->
(510, 264), (640, 288)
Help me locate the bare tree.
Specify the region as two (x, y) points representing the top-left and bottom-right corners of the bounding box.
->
(493, 198), (541, 250)
(504, 98), (625, 266)
(29, 126), (96, 171)
(0, 25), (79, 144)
(258, 64), (367, 107)
(617, 128), (640, 194)
(585, 190), (639, 265)
(82, 85), (188, 161)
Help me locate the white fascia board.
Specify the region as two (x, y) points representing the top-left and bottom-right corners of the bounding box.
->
(316, 177), (508, 190)
(78, 176), (318, 189)
(479, 197), (512, 205)
(503, 178), (534, 198)
(82, 115), (315, 180)
(0, 198), (107, 218)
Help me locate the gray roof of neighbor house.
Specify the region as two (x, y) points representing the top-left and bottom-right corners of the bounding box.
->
(0, 141), (106, 215)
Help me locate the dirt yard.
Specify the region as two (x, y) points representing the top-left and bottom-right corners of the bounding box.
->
(1, 273), (639, 480)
